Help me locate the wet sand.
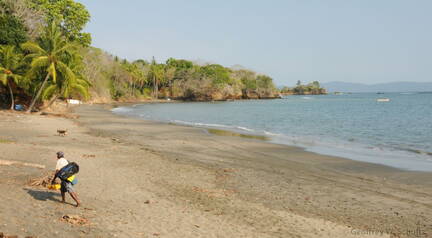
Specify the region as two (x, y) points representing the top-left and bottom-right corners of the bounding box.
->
(0, 105), (431, 237)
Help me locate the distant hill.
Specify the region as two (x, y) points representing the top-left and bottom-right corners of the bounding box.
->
(322, 81), (432, 93)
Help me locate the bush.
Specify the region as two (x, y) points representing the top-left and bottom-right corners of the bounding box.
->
(0, 14), (28, 46)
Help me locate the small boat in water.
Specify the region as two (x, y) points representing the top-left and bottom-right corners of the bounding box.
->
(377, 98), (390, 102)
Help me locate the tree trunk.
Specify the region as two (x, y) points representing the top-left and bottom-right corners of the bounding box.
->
(153, 74), (156, 99)
(169, 80), (173, 98)
(26, 73), (50, 113)
(41, 93), (59, 111)
(7, 81), (14, 110)
(155, 79), (158, 99)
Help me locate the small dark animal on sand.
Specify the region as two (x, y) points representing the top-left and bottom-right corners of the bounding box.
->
(57, 129), (68, 136)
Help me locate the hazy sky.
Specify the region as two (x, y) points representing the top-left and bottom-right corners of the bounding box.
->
(77, 0), (432, 86)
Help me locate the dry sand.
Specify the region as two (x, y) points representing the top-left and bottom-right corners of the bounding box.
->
(0, 104), (431, 238)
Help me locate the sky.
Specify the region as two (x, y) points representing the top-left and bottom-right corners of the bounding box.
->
(77, 0), (432, 86)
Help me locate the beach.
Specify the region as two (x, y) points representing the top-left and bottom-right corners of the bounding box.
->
(0, 104), (431, 237)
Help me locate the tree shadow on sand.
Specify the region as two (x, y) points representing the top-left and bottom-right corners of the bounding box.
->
(24, 188), (61, 202)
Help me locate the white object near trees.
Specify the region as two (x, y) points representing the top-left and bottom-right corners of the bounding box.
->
(67, 99), (82, 105)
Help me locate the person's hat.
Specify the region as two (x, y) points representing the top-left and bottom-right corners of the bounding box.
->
(56, 151), (64, 158)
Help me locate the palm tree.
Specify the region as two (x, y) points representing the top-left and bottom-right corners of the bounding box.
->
(133, 60), (149, 93)
(41, 54), (90, 108)
(0, 45), (24, 110)
(148, 57), (164, 99)
(21, 22), (77, 113)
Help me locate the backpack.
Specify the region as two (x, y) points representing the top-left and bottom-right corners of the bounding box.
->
(57, 162), (79, 181)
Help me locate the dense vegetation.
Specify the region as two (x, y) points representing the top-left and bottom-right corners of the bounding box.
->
(280, 81), (327, 95)
(0, 0), (280, 111)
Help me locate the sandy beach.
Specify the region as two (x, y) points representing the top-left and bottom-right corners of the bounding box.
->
(0, 104), (431, 238)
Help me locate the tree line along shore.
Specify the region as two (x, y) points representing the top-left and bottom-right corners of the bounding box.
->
(0, 0), (326, 111)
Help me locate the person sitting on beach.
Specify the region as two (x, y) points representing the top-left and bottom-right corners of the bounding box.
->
(51, 151), (81, 207)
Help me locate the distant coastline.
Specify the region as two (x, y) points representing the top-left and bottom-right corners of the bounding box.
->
(322, 81), (432, 93)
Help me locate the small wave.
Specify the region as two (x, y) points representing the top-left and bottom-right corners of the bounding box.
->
(111, 107), (133, 113)
(397, 147), (432, 157)
(172, 120), (232, 129)
(172, 120), (258, 133)
(302, 97), (313, 100)
(264, 131), (282, 136)
(236, 126), (255, 132)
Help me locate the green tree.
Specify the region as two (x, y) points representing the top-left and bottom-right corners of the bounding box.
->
(22, 22), (78, 112)
(1, 0), (45, 40)
(200, 64), (231, 87)
(166, 58), (193, 70)
(148, 57), (164, 99)
(29, 0), (91, 46)
(256, 75), (275, 95)
(121, 60), (149, 97)
(134, 59), (149, 65)
(231, 69), (256, 90)
(0, 45), (24, 110)
(0, 14), (28, 46)
(42, 53), (90, 107)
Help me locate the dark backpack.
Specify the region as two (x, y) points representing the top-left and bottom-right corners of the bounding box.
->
(57, 162), (79, 181)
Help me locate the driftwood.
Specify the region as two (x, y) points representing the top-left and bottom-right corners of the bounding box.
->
(28, 172), (54, 187)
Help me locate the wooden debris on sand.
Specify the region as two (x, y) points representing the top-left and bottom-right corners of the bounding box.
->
(61, 215), (89, 226)
(28, 172), (54, 188)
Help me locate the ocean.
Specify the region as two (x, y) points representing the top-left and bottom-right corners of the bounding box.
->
(112, 92), (432, 171)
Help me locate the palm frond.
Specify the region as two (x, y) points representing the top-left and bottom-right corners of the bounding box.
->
(0, 73), (7, 85)
(42, 84), (59, 100)
(23, 53), (41, 62)
(56, 61), (76, 81)
(76, 77), (91, 87)
(48, 62), (57, 83)
(71, 84), (90, 100)
(0, 45), (23, 72)
(25, 66), (42, 79)
(54, 42), (78, 55)
(11, 74), (23, 84)
(30, 56), (50, 69)
(21, 42), (46, 55)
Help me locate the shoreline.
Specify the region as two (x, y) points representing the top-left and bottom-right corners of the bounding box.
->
(0, 106), (431, 237)
(111, 101), (432, 172)
(107, 103), (432, 179)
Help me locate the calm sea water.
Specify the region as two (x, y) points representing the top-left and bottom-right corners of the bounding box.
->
(112, 93), (432, 171)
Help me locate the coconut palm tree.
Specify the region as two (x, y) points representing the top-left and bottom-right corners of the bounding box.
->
(148, 57), (164, 99)
(0, 45), (24, 110)
(41, 53), (90, 108)
(21, 21), (78, 113)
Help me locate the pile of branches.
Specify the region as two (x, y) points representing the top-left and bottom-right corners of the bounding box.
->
(28, 172), (55, 187)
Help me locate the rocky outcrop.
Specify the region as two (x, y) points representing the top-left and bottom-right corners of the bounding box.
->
(242, 89), (281, 99)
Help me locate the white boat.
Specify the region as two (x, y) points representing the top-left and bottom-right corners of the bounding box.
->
(377, 98), (390, 102)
